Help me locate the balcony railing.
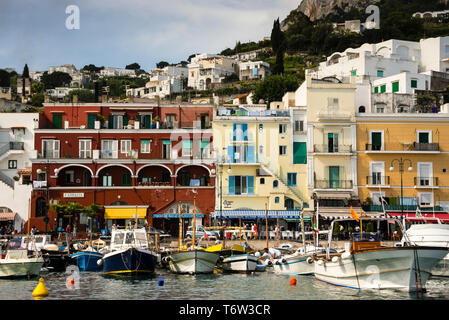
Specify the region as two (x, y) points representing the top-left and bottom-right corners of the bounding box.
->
(9, 142), (24, 150)
(367, 205), (445, 212)
(313, 144), (352, 153)
(366, 175), (390, 185)
(414, 177), (439, 187)
(365, 144), (383, 151)
(413, 142), (439, 151)
(315, 180), (353, 189)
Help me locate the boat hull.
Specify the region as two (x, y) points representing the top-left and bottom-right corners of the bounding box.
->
(41, 249), (70, 272)
(273, 255), (314, 275)
(168, 250), (219, 274)
(314, 246), (449, 291)
(70, 251), (103, 272)
(222, 254), (258, 273)
(103, 248), (156, 276)
(0, 258), (44, 278)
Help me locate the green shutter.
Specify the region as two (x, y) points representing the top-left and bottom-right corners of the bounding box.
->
(374, 86), (379, 93)
(380, 85), (386, 93)
(392, 81), (399, 93)
(87, 114), (96, 129)
(121, 173), (131, 186)
(293, 142), (307, 164)
(411, 79), (417, 88)
(200, 141), (210, 148)
(108, 115), (113, 129)
(123, 114), (129, 127)
(163, 140), (171, 145)
(52, 114), (63, 129)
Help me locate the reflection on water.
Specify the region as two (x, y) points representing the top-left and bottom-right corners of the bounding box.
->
(0, 269), (448, 300)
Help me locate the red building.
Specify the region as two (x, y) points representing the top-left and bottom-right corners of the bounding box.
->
(28, 102), (216, 236)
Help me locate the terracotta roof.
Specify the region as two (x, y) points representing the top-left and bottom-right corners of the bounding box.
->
(0, 212), (16, 221)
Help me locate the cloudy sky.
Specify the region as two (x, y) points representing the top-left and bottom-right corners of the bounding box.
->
(0, 0), (300, 73)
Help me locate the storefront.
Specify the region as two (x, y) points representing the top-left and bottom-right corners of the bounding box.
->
(103, 205), (148, 230)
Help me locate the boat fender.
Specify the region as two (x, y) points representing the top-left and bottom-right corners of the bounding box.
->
(341, 252), (351, 260)
(316, 259), (324, 266)
(219, 256), (224, 262)
(281, 258), (287, 264)
(275, 260), (281, 265)
(331, 256), (340, 263)
(267, 260), (273, 266)
(163, 256), (172, 263)
(306, 257), (314, 264)
(97, 259), (103, 266)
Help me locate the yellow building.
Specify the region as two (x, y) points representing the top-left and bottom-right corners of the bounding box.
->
(294, 76), (359, 218)
(212, 104), (309, 226)
(357, 112), (449, 218)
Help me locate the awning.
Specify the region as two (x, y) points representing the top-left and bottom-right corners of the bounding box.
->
(0, 212), (16, 221)
(212, 210), (308, 220)
(104, 207), (148, 220)
(152, 214), (205, 219)
(387, 212), (449, 221)
(315, 192), (352, 199)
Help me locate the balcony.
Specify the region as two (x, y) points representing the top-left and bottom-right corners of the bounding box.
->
(365, 175), (390, 186)
(317, 110), (352, 121)
(9, 142), (24, 150)
(365, 144), (383, 151)
(413, 142), (439, 152)
(315, 180), (353, 189)
(414, 177), (439, 187)
(313, 144), (352, 153)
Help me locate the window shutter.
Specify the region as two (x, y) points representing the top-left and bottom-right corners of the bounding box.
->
(247, 145), (255, 163)
(108, 115), (113, 129)
(227, 146), (234, 163)
(229, 176), (235, 195)
(242, 123), (248, 141)
(247, 176), (254, 194)
(123, 114), (129, 127)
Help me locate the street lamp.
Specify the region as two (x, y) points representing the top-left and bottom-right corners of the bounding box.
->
(390, 158), (413, 216)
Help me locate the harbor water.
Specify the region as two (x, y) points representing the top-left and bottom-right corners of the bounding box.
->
(2, 269), (449, 300)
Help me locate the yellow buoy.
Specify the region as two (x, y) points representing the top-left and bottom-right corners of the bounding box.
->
(32, 277), (49, 298)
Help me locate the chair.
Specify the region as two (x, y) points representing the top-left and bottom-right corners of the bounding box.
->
(269, 231), (276, 240)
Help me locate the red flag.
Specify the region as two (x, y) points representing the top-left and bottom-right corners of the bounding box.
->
(204, 231), (209, 240)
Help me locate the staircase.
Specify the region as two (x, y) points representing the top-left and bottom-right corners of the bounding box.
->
(259, 160), (304, 206)
(0, 171), (14, 189)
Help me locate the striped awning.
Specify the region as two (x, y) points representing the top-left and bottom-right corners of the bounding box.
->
(152, 214), (204, 219)
(212, 210), (308, 220)
(0, 212), (16, 221)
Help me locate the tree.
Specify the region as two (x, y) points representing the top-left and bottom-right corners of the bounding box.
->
(125, 63), (141, 70)
(272, 49), (285, 75)
(270, 18), (287, 75)
(32, 82), (44, 94)
(68, 89), (96, 102)
(81, 64), (104, 73)
(22, 64), (30, 78)
(31, 93), (44, 107)
(41, 71), (72, 89)
(156, 61), (169, 69)
(252, 74), (299, 105)
(0, 69), (10, 87)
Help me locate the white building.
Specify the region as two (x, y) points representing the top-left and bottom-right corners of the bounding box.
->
(100, 67), (136, 77)
(238, 61), (271, 81)
(188, 54), (238, 90)
(413, 10), (449, 19)
(49, 64), (78, 75)
(306, 36), (449, 82)
(0, 113), (39, 232)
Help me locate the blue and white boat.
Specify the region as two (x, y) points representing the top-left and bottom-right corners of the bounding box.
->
(99, 227), (157, 276)
(70, 249), (104, 272)
(222, 253), (258, 273)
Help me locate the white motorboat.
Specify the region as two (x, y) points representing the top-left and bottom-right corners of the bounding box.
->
(401, 218), (449, 277)
(222, 253), (258, 273)
(273, 245), (336, 275)
(313, 216), (449, 291)
(0, 238), (44, 278)
(167, 249), (220, 274)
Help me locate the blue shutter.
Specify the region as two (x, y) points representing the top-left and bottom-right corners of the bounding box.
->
(229, 176), (235, 195)
(247, 176), (254, 194)
(227, 146), (234, 163)
(242, 123), (248, 141)
(233, 124), (237, 141)
(247, 145), (255, 163)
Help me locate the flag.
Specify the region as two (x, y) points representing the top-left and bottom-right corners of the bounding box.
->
(204, 231), (209, 240)
(350, 206), (360, 222)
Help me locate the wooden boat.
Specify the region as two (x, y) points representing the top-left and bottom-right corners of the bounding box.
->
(70, 248), (103, 272)
(167, 249), (220, 274)
(313, 216), (449, 292)
(99, 227), (157, 276)
(273, 246), (334, 275)
(222, 253), (258, 273)
(0, 238), (44, 278)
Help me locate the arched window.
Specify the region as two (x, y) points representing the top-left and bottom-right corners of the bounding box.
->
(358, 106), (366, 113)
(273, 180), (279, 188)
(275, 197), (280, 204)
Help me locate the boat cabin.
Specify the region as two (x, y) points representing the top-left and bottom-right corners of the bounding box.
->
(110, 227), (149, 251)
